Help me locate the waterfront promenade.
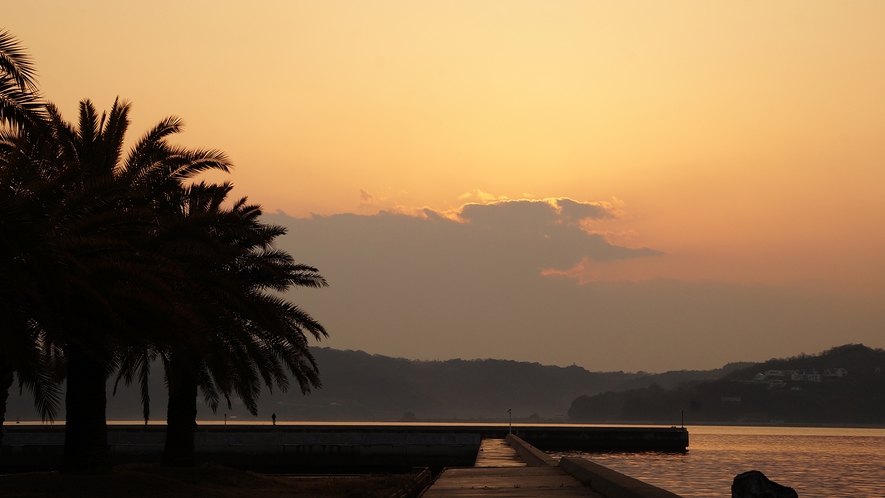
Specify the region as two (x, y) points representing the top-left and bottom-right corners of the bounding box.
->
(0, 423), (688, 473)
(1, 423), (687, 496)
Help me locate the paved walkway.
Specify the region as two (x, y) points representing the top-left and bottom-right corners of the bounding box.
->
(473, 438), (526, 467)
(422, 439), (602, 497)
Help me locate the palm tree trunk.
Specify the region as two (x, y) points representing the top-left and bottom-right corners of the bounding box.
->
(63, 343), (109, 473)
(163, 353), (198, 467)
(0, 355), (13, 448)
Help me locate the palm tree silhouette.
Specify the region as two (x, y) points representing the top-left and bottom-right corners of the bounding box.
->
(7, 98), (230, 472)
(0, 29), (62, 449)
(2, 31), (329, 472)
(115, 182), (327, 466)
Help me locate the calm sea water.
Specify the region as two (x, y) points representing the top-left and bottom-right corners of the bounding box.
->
(551, 426), (885, 498)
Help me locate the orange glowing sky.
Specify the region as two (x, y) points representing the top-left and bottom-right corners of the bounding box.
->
(8, 1), (885, 293)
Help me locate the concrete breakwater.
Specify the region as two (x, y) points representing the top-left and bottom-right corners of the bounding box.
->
(0, 423), (688, 473)
(510, 425), (688, 452)
(507, 435), (685, 498)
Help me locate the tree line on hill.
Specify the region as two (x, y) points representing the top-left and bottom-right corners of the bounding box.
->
(7, 347), (751, 422)
(0, 30), (327, 472)
(568, 344), (885, 425)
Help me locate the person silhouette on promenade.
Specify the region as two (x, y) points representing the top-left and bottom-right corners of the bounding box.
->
(272, 413), (277, 426)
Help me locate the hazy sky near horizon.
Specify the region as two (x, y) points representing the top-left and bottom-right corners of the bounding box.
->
(7, 1), (885, 370)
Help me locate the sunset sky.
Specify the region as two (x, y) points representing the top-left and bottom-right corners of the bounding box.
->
(7, 1), (885, 371)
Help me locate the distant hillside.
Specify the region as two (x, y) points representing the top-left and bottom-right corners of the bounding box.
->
(568, 344), (885, 425)
(609, 362), (755, 392)
(6, 348), (745, 422)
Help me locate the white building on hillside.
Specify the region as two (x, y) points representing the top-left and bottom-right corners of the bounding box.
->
(824, 368), (848, 378)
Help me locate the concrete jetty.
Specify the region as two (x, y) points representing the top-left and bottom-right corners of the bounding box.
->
(424, 466), (601, 497)
(424, 435), (684, 497)
(424, 436), (600, 497)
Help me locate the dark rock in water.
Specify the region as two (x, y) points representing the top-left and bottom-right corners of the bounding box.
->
(732, 470), (798, 498)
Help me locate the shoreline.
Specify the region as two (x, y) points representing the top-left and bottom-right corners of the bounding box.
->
(4, 420), (885, 430)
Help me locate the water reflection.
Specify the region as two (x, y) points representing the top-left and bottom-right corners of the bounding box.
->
(550, 426), (885, 498)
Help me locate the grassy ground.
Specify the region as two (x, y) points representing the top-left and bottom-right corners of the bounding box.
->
(0, 463), (419, 498)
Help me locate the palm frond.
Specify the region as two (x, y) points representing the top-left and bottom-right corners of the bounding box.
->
(0, 30), (39, 93)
